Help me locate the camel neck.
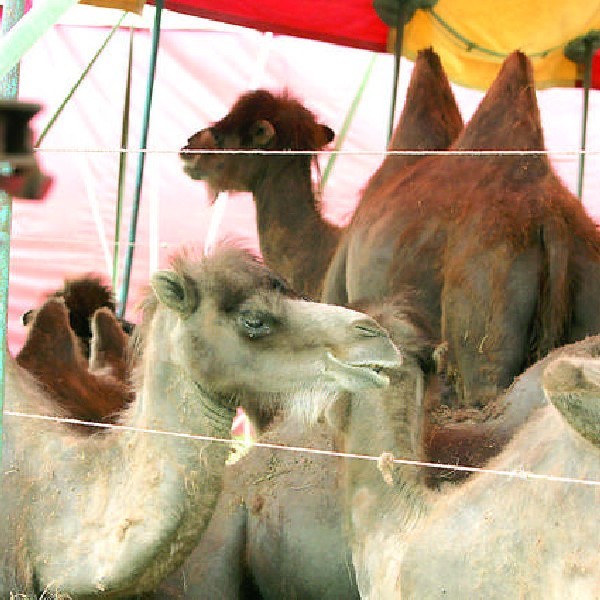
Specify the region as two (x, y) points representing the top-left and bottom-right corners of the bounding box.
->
(253, 156), (341, 296)
(253, 157), (327, 232)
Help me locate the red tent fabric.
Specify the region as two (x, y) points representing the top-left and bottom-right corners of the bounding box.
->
(155, 0), (600, 89)
(160, 0), (389, 52)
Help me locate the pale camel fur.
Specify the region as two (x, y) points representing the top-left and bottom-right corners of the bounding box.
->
(1, 246), (400, 598)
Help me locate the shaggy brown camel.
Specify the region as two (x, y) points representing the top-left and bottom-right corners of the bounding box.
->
(21, 275), (135, 359)
(16, 295), (132, 426)
(180, 49), (462, 300)
(1, 246), (400, 598)
(17, 276), (134, 425)
(324, 50), (600, 409)
(346, 330), (600, 598)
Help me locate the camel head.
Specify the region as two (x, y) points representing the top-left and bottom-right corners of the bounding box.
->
(141, 247), (400, 416)
(180, 89), (334, 199)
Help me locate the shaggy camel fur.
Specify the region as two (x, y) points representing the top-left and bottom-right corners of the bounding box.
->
(161, 56), (461, 597)
(21, 275), (134, 359)
(180, 49), (462, 301)
(323, 48), (463, 305)
(324, 50), (600, 410)
(148, 294), (440, 600)
(0, 246), (400, 598)
(347, 323), (600, 598)
(16, 295), (132, 426)
(153, 416), (359, 599)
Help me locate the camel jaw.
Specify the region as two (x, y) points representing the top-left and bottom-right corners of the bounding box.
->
(182, 160), (208, 181)
(325, 351), (398, 390)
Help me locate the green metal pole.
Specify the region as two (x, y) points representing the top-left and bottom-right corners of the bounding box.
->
(577, 38), (593, 200)
(0, 0), (26, 464)
(117, 1), (163, 318)
(113, 26), (135, 293)
(387, 6), (405, 144)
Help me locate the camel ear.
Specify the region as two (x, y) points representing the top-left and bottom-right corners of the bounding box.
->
(320, 124), (335, 145)
(250, 119), (275, 148)
(152, 271), (198, 316)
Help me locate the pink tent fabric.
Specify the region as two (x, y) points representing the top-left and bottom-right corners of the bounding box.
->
(8, 12), (600, 355)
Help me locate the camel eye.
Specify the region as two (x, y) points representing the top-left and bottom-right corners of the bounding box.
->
(239, 311), (272, 339)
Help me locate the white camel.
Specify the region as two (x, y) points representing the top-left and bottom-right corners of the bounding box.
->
(0, 246), (400, 598)
(346, 304), (600, 599)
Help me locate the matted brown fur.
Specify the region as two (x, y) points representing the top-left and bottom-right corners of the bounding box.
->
(322, 47), (463, 305)
(182, 51), (462, 301)
(333, 50), (600, 408)
(16, 299), (132, 428)
(181, 91), (338, 299)
(361, 47), (463, 196)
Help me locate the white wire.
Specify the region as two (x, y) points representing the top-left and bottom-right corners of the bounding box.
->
(4, 409), (600, 488)
(34, 147), (600, 156)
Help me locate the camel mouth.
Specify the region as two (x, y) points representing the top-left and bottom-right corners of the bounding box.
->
(325, 351), (396, 389)
(182, 161), (208, 181)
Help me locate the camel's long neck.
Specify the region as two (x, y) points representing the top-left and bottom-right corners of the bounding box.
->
(28, 313), (235, 597)
(347, 364), (428, 514)
(346, 364), (429, 598)
(253, 156), (341, 298)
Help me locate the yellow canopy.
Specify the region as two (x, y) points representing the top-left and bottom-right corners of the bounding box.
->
(390, 0), (600, 90)
(80, 0), (146, 15)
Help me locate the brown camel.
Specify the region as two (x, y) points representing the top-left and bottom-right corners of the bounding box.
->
(16, 295), (133, 426)
(324, 50), (600, 409)
(1, 245), (400, 598)
(180, 49), (463, 300)
(21, 275), (135, 359)
(17, 276), (134, 426)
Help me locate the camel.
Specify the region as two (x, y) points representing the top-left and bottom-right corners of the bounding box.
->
(340, 302), (600, 598)
(153, 416), (360, 600)
(21, 275), (135, 360)
(17, 276), (134, 425)
(147, 294), (440, 600)
(164, 55), (462, 597)
(323, 50), (600, 410)
(16, 296), (133, 427)
(180, 49), (463, 301)
(0, 245), (400, 598)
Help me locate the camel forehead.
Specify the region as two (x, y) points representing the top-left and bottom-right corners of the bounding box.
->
(216, 90), (309, 130)
(176, 248), (293, 312)
(210, 90), (327, 151)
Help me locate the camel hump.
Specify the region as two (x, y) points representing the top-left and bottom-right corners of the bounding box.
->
(60, 275), (115, 340)
(89, 307), (130, 380)
(542, 356), (600, 446)
(17, 298), (82, 368)
(455, 51), (546, 154)
(391, 47), (463, 152)
(91, 307), (127, 355)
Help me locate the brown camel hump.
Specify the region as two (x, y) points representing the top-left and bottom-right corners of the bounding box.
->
(452, 50), (549, 186)
(17, 298), (81, 368)
(215, 89), (333, 151)
(392, 48), (463, 153)
(57, 275), (116, 344)
(456, 51), (546, 153)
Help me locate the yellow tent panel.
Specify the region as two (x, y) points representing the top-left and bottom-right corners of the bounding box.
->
(80, 0), (146, 15)
(390, 0), (600, 90)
